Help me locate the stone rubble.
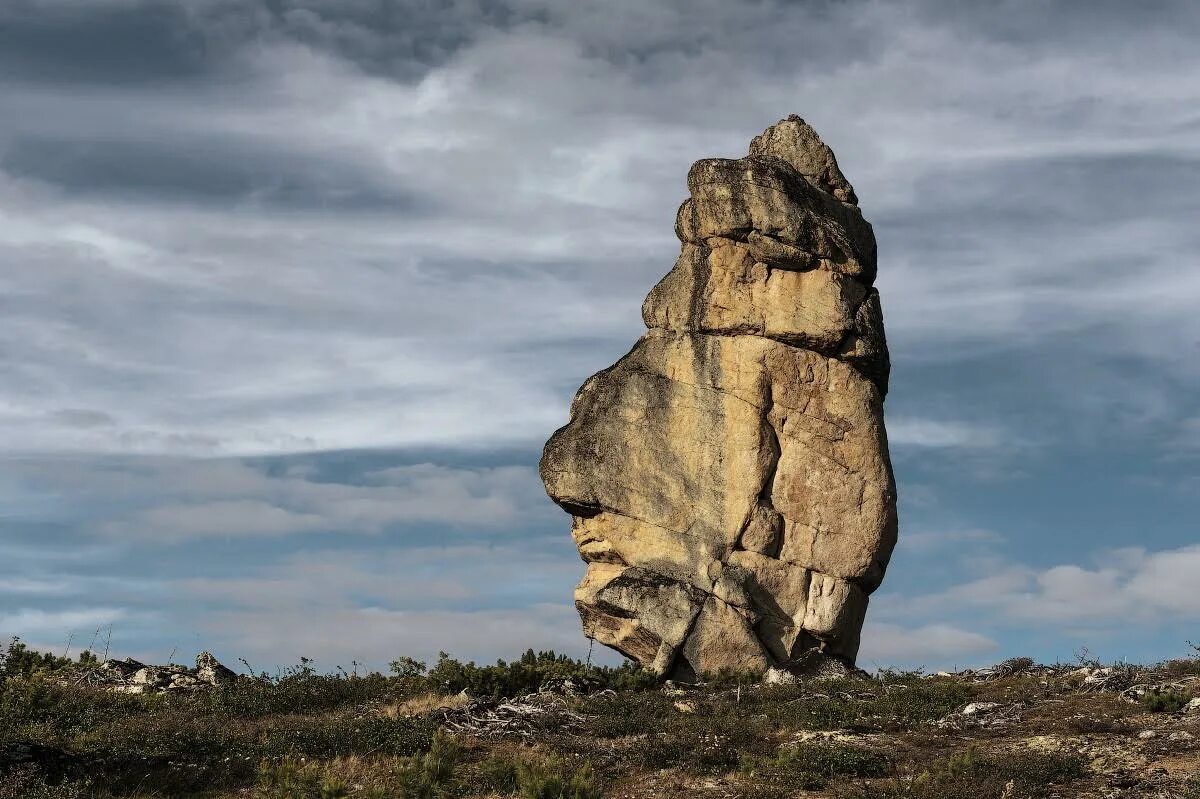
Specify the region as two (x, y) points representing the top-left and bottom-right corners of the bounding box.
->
(90, 651), (238, 694)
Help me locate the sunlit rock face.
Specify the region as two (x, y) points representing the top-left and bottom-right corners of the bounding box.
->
(541, 116), (897, 680)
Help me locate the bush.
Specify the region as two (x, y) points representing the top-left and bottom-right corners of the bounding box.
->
(259, 714), (436, 759)
(699, 668), (767, 689)
(0, 764), (91, 799)
(391, 730), (461, 799)
(634, 707), (774, 774)
(475, 752), (521, 793)
(840, 746), (1087, 799)
(741, 675), (973, 732)
(515, 755), (603, 799)
(410, 649), (655, 699)
(0, 676), (153, 741)
(582, 691), (676, 738)
(255, 731), (460, 799)
(1, 639), (93, 684)
(197, 664), (394, 719)
(1140, 688), (1190, 713)
(742, 742), (889, 791)
(255, 756), (350, 799)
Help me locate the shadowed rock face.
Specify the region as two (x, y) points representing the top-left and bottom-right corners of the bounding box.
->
(541, 116), (897, 679)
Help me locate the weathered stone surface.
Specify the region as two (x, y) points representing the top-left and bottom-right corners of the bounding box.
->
(643, 241), (867, 354)
(94, 653), (239, 694)
(748, 114), (859, 204)
(677, 157), (877, 283)
(542, 116), (897, 679)
(196, 651), (237, 685)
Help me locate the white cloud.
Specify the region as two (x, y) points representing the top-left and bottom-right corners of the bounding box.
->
(859, 622), (998, 665)
(0, 607), (127, 640)
(109, 500), (328, 538)
(179, 543), (582, 610)
(880, 543), (1200, 628)
(0, 576), (74, 596)
(886, 418), (1002, 449)
(196, 604), (606, 671)
(2, 0), (1200, 671)
(1, 1), (1198, 458)
(8, 456), (551, 541)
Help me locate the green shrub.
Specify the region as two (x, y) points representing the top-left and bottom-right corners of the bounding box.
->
(0, 676), (153, 740)
(255, 756), (349, 799)
(198, 671), (394, 719)
(700, 668), (767, 689)
(516, 755), (603, 799)
(259, 714), (436, 759)
(475, 752), (521, 793)
(0, 764), (91, 799)
(0, 639), (89, 683)
(582, 691), (676, 738)
(753, 676), (973, 731)
(412, 649), (655, 699)
(1140, 688), (1190, 713)
(840, 746), (1087, 799)
(742, 742), (889, 791)
(632, 708), (774, 774)
(254, 731), (460, 799)
(390, 729), (461, 799)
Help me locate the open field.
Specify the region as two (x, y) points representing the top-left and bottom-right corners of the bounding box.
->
(3, 640), (1198, 798)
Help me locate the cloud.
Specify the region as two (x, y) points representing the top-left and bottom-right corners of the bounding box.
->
(0, 607), (127, 640)
(7, 455), (552, 542)
(0, 0), (1196, 460)
(880, 543), (1200, 628)
(110, 499), (329, 539)
(0, 576), (74, 596)
(196, 603), (607, 672)
(2, 0), (1200, 671)
(859, 622), (998, 665)
(179, 543), (582, 611)
(1, 134), (429, 210)
(886, 418), (1003, 449)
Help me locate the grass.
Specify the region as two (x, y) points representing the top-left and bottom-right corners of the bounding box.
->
(4, 638), (1200, 798)
(741, 741), (890, 793)
(251, 735), (602, 799)
(382, 691), (471, 719)
(839, 746), (1088, 799)
(0, 641), (629, 797)
(745, 674), (974, 731)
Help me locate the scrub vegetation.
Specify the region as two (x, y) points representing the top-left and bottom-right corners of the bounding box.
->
(2, 638), (1199, 798)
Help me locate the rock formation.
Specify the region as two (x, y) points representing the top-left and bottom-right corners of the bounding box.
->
(540, 116), (897, 680)
(93, 651), (237, 694)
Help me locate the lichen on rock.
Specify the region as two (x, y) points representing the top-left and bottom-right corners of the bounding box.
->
(541, 115), (897, 680)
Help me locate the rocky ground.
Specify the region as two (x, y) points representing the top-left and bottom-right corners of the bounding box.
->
(2, 642), (1199, 798)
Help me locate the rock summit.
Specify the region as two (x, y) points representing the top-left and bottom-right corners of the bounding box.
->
(541, 116), (897, 680)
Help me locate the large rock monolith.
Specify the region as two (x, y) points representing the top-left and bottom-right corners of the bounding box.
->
(541, 116), (897, 680)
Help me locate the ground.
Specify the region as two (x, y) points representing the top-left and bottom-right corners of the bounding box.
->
(2, 642), (1198, 798)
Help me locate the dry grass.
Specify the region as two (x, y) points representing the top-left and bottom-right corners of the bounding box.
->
(381, 690), (470, 719)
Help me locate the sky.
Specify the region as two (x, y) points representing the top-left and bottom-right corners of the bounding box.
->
(1, 0), (1199, 674)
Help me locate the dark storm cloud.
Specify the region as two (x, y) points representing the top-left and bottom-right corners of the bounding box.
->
(2, 134), (430, 210)
(0, 2), (212, 84)
(0, 0), (538, 86)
